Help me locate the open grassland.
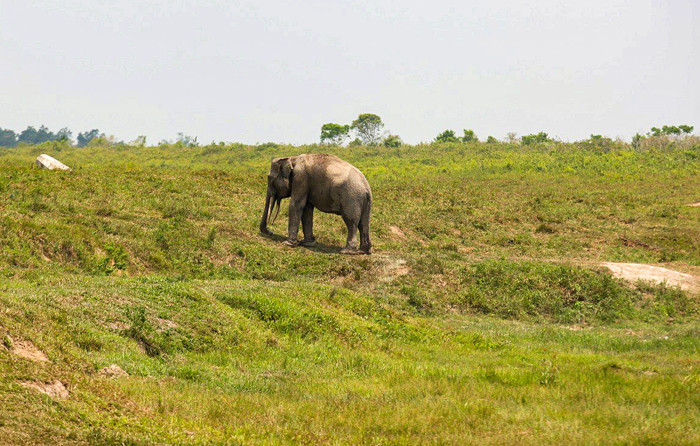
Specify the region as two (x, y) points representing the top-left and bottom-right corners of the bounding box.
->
(1, 141), (699, 444)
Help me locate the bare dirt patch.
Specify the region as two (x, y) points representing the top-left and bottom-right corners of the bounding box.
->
(19, 380), (69, 399)
(601, 262), (699, 292)
(155, 317), (179, 330)
(388, 226), (407, 239)
(98, 364), (129, 378)
(687, 202), (700, 207)
(9, 337), (49, 362)
(375, 255), (410, 282)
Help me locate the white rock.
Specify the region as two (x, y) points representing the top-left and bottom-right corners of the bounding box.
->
(36, 154), (71, 171)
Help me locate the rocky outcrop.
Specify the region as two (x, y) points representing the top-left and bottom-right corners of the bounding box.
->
(36, 154), (71, 171)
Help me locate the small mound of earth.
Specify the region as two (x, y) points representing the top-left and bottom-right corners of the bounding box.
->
(8, 337), (49, 362)
(388, 226), (407, 239)
(20, 380), (69, 399)
(99, 364), (129, 378)
(601, 262), (699, 292)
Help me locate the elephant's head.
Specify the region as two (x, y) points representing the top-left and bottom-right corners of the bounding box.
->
(259, 157), (294, 234)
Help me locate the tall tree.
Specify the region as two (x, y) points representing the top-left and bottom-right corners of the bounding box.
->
(0, 128), (17, 147)
(678, 125), (694, 134)
(176, 133), (198, 147)
(320, 123), (350, 145)
(18, 126), (40, 144)
(18, 125), (59, 144)
(351, 114), (384, 145)
(56, 127), (73, 143)
(36, 125), (55, 143)
(77, 129), (101, 147)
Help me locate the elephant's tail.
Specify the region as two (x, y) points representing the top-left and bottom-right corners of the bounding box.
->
(359, 192), (372, 253)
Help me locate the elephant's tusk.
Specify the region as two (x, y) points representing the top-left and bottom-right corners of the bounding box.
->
(267, 195), (276, 225)
(270, 197), (281, 224)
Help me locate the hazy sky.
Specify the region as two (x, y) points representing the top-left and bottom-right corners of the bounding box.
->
(1, 0), (697, 144)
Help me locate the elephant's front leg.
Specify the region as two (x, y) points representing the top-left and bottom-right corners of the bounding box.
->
(283, 198), (306, 247)
(300, 204), (316, 246)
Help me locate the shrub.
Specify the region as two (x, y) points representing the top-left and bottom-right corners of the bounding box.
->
(521, 132), (551, 145)
(383, 134), (402, 148)
(461, 129), (478, 142)
(435, 130), (459, 143)
(458, 260), (639, 323)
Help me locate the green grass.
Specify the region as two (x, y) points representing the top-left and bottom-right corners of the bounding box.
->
(0, 140), (699, 444)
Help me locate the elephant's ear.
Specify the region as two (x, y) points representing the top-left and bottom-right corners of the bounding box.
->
(281, 158), (294, 179)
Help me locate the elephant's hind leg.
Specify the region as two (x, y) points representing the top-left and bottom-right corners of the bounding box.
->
(358, 220), (371, 254)
(358, 196), (372, 254)
(340, 215), (359, 254)
(300, 204), (316, 246)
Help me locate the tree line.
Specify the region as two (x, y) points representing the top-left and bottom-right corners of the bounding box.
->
(0, 126), (103, 148)
(1, 120), (694, 149)
(320, 115), (694, 147)
(320, 113), (401, 148)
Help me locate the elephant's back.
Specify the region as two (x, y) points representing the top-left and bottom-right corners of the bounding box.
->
(312, 154), (369, 187)
(305, 154), (371, 213)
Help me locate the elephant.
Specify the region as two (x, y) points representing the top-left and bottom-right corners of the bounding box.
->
(259, 153), (372, 254)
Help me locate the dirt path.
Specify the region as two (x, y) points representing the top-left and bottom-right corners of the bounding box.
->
(601, 262), (699, 292)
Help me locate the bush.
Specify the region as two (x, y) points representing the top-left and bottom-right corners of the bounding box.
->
(458, 260), (639, 323)
(461, 129), (478, 142)
(521, 132), (551, 145)
(435, 130), (459, 143)
(383, 134), (402, 148)
(348, 138), (363, 147)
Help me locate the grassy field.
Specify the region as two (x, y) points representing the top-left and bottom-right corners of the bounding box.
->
(0, 140), (699, 444)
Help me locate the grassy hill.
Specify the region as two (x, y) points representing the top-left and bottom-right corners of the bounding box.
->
(1, 140), (699, 444)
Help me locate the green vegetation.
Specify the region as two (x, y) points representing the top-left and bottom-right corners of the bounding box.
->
(382, 134), (402, 148)
(76, 129), (102, 147)
(648, 125), (694, 137)
(1, 139), (699, 444)
(435, 129), (479, 143)
(320, 123), (351, 145)
(461, 129), (478, 142)
(320, 114), (387, 146)
(521, 131), (552, 145)
(435, 129), (459, 143)
(351, 113), (385, 145)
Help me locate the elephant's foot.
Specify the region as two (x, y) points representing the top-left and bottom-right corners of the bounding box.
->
(340, 246), (361, 255)
(282, 239), (299, 247)
(260, 228), (273, 236)
(300, 238), (317, 247)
